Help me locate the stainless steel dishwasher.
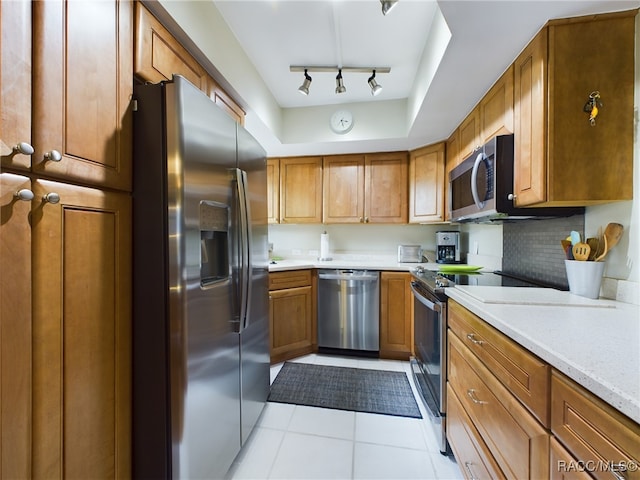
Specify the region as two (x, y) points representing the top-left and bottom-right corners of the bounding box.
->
(317, 269), (380, 353)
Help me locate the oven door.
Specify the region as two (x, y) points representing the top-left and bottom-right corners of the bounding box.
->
(409, 281), (449, 453)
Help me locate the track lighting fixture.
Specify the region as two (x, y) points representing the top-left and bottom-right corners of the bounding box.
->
(368, 70), (382, 96)
(335, 69), (346, 94)
(290, 66), (390, 96)
(298, 69), (312, 95)
(380, 0), (398, 15)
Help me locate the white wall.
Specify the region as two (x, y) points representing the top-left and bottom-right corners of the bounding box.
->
(268, 224), (445, 259)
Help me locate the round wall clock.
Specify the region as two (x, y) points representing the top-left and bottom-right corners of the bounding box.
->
(330, 110), (354, 134)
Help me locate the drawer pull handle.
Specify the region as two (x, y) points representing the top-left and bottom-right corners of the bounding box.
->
(466, 333), (484, 345)
(610, 463), (627, 480)
(464, 462), (478, 480)
(467, 389), (487, 405)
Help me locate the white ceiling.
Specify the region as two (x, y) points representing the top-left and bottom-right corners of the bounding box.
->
(158, 0), (639, 157)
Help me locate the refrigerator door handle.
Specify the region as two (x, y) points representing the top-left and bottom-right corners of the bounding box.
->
(235, 168), (252, 332)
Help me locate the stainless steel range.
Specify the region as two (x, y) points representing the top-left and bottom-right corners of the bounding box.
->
(409, 267), (543, 454)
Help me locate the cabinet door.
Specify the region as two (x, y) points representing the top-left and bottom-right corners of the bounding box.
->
(513, 29), (547, 206)
(279, 157), (323, 224)
(549, 438), (592, 480)
(551, 371), (640, 480)
(480, 65), (514, 143)
(323, 155), (365, 223)
(0, 174), (32, 479)
(32, 0), (133, 191)
(0, 0), (32, 171)
(448, 333), (550, 479)
(31, 180), (131, 480)
(444, 130), (460, 221)
(364, 152), (408, 224)
(409, 143), (445, 223)
(270, 286), (313, 364)
(267, 158), (280, 224)
(207, 77), (245, 125)
(459, 106), (480, 161)
(134, 2), (209, 90)
(379, 272), (412, 359)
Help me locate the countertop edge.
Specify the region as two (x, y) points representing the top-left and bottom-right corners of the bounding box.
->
(445, 287), (640, 425)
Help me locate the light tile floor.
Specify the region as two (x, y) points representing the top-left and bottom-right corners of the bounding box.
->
(227, 354), (463, 480)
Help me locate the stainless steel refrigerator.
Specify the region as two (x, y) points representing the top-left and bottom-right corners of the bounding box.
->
(132, 75), (270, 479)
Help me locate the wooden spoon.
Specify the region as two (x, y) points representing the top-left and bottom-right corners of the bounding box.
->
(561, 239), (573, 259)
(572, 242), (591, 261)
(586, 237), (599, 261)
(595, 223), (623, 261)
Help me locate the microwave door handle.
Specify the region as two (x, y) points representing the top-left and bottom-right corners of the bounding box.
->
(470, 152), (486, 209)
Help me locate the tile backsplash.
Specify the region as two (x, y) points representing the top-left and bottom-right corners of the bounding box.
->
(502, 214), (585, 289)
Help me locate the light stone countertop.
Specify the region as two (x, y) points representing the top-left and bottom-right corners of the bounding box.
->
(267, 254), (443, 273)
(445, 286), (640, 425)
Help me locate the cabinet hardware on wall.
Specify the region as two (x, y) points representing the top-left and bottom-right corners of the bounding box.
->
(13, 142), (34, 157)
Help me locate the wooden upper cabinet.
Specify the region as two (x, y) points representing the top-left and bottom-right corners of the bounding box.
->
(279, 156), (323, 224)
(364, 152), (408, 224)
(480, 65), (514, 143)
(207, 78), (246, 125)
(444, 130), (460, 222)
(323, 155), (365, 223)
(0, 0), (32, 171)
(267, 158), (280, 224)
(135, 3), (245, 124)
(31, 0), (133, 191)
(458, 106), (480, 161)
(513, 27), (548, 206)
(409, 143), (445, 223)
(513, 11), (635, 207)
(135, 2), (208, 90)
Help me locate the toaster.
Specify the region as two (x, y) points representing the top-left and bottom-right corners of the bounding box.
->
(397, 245), (423, 263)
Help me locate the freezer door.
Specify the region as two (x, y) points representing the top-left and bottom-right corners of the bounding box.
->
(166, 76), (242, 479)
(236, 126), (270, 445)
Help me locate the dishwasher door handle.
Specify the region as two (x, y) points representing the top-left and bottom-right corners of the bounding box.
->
(318, 272), (379, 281)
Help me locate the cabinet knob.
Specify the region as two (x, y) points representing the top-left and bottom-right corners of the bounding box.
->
(44, 150), (62, 162)
(14, 189), (34, 201)
(13, 142), (34, 156)
(359, 217), (363, 223)
(42, 192), (61, 204)
(364, 217), (369, 223)
(507, 193), (516, 201)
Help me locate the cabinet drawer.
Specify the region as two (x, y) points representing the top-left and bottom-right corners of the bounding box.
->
(447, 383), (505, 480)
(269, 270), (312, 290)
(550, 437), (592, 480)
(448, 300), (550, 426)
(448, 332), (550, 479)
(551, 370), (640, 480)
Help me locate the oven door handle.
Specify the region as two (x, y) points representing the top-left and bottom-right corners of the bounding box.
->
(410, 282), (442, 312)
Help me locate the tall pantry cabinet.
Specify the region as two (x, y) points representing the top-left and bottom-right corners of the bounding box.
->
(0, 1), (132, 478)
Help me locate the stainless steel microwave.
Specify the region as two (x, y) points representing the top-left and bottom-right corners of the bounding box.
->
(448, 135), (583, 223)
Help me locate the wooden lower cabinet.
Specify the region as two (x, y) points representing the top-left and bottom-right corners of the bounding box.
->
(0, 174), (32, 479)
(447, 384), (505, 480)
(31, 180), (132, 479)
(549, 438), (592, 480)
(269, 270), (316, 363)
(379, 272), (412, 360)
(551, 370), (640, 480)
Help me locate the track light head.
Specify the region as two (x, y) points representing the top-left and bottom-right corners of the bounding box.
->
(380, 0), (398, 15)
(335, 69), (346, 94)
(368, 70), (382, 96)
(298, 69), (312, 95)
